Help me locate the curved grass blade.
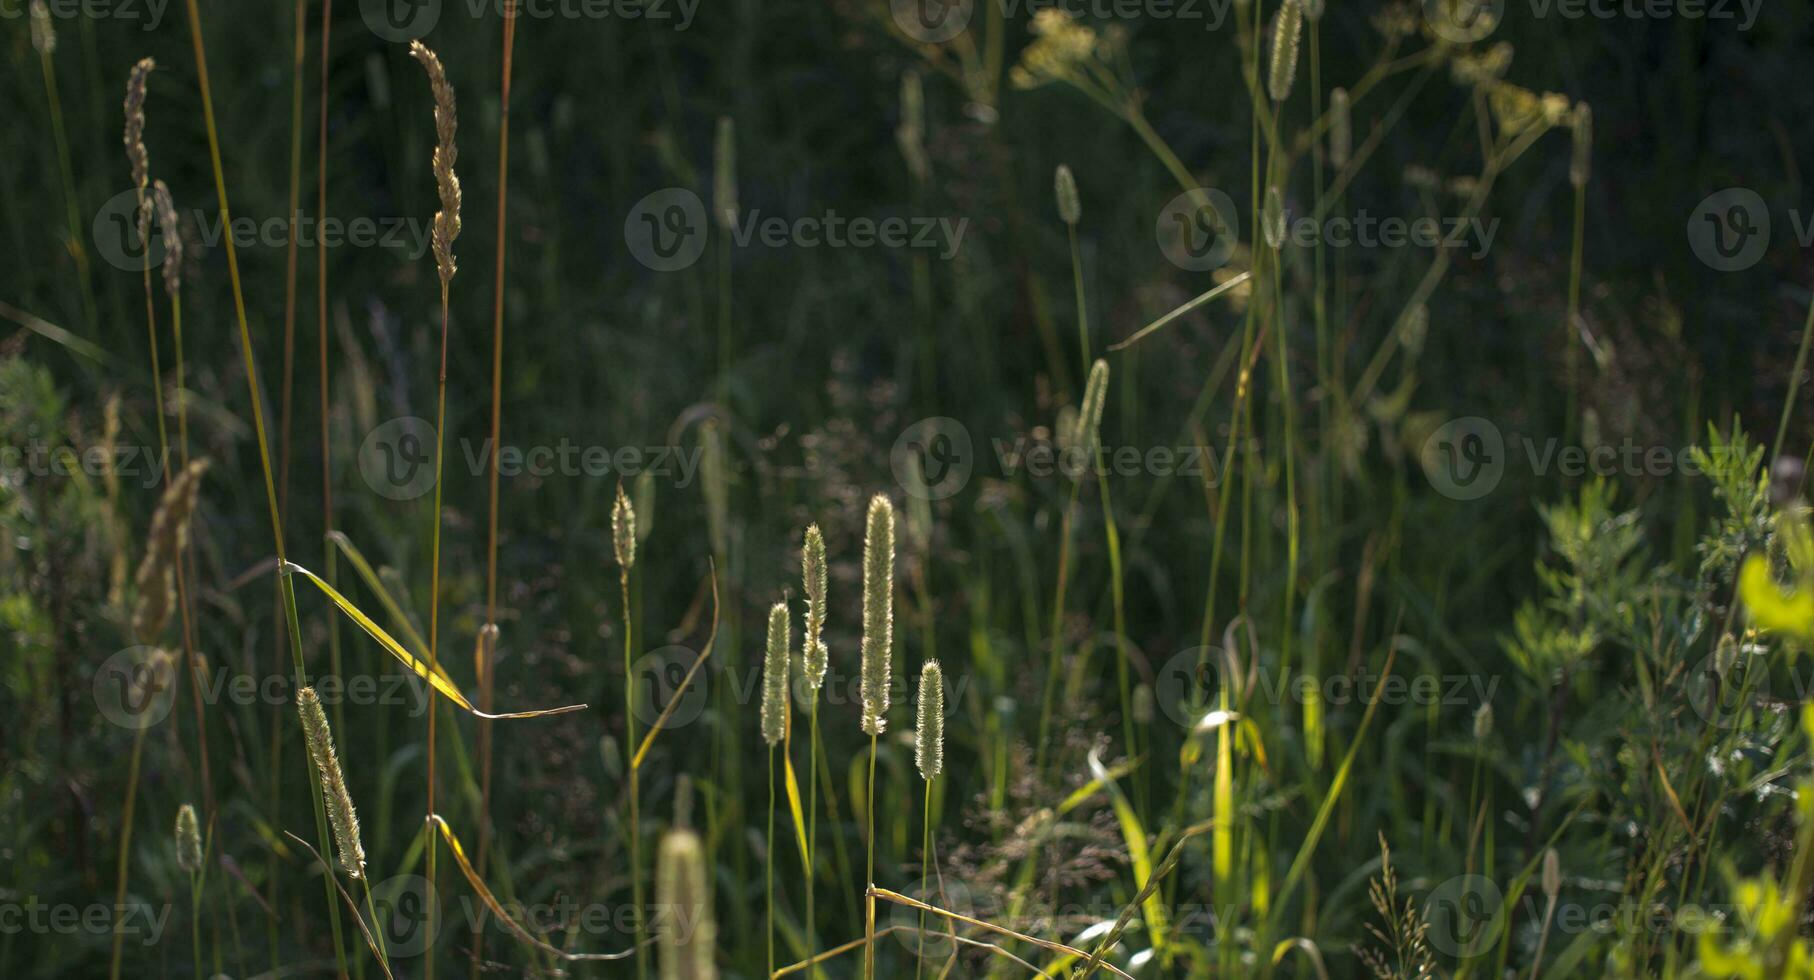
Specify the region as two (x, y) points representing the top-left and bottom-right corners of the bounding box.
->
(283, 832), (397, 980)
(328, 530), (433, 659)
(869, 886), (1138, 980)
(284, 561), (585, 720)
(1108, 271), (1253, 352)
(1086, 749), (1168, 959)
(632, 565), (719, 770)
(427, 814), (640, 961)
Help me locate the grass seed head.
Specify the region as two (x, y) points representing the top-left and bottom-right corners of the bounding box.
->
(123, 58), (155, 244)
(29, 0), (54, 55)
(1330, 87), (1352, 169)
(1055, 164), (1081, 226)
(915, 659), (944, 780)
(762, 601), (790, 746)
(1079, 359), (1110, 456)
(802, 523), (828, 690)
(297, 687), (366, 879)
(1542, 847), (1561, 899)
(656, 828), (716, 979)
(131, 458), (210, 643)
(152, 180), (182, 297)
(1263, 185), (1286, 250)
(1570, 103), (1592, 189)
(175, 803), (202, 874)
(408, 40), (461, 286)
(613, 482), (636, 570)
(1268, 0), (1304, 103)
(860, 494), (895, 736)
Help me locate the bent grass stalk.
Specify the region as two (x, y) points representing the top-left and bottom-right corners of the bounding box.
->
(180, 0), (349, 972)
(613, 484), (645, 977)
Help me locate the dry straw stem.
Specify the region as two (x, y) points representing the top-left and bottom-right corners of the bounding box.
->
(915, 660), (944, 780)
(868, 887), (1138, 980)
(1055, 164), (1081, 226)
(408, 40), (461, 285)
(131, 458), (210, 642)
(174, 803), (202, 873)
(762, 601), (790, 746)
(860, 494), (896, 736)
(1268, 0), (1304, 102)
(612, 482), (636, 569)
(152, 180), (182, 296)
(297, 686), (366, 879)
(802, 523), (828, 689)
(123, 57), (154, 242)
(656, 828), (717, 980)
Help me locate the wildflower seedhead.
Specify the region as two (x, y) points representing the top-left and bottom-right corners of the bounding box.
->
(298, 687), (366, 879)
(613, 482), (636, 570)
(175, 803), (202, 874)
(408, 40), (461, 285)
(152, 180), (182, 296)
(915, 660), (944, 780)
(1055, 164), (1081, 226)
(762, 601), (790, 746)
(1269, 0), (1304, 102)
(802, 523), (828, 689)
(123, 58), (155, 244)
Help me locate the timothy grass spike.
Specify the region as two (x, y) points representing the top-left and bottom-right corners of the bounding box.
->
(802, 523), (828, 689)
(1055, 164), (1081, 226)
(612, 482), (636, 569)
(28, 0), (53, 54)
(131, 458), (210, 642)
(915, 660), (944, 780)
(174, 802), (202, 873)
(656, 828), (717, 979)
(298, 687), (367, 879)
(1268, 0), (1304, 102)
(860, 494), (896, 736)
(1079, 358), (1110, 454)
(152, 180), (182, 297)
(762, 601), (790, 746)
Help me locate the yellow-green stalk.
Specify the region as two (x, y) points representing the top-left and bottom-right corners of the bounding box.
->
(913, 660), (944, 979)
(762, 600), (790, 977)
(800, 523), (828, 968)
(613, 482), (646, 976)
(861, 494), (895, 980)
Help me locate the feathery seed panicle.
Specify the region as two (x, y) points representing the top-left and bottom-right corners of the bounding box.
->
(123, 58), (155, 243)
(408, 41), (461, 285)
(298, 687), (367, 879)
(657, 828), (716, 980)
(1269, 0), (1304, 102)
(131, 459), (210, 642)
(1055, 164), (1081, 226)
(175, 803), (202, 874)
(802, 524), (828, 690)
(1329, 87), (1352, 169)
(915, 660), (944, 780)
(762, 602), (790, 745)
(152, 180), (182, 296)
(613, 483), (636, 570)
(860, 494), (895, 736)
(713, 116), (737, 231)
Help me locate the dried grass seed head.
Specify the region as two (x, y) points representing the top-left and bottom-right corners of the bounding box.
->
(131, 458), (210, 642)
(408, 40), (461, 285)
(656, 828), (717, 979)
(612, 482), (636, 569)
(802, 523), (828, 689)
(762, 601), (790, 746)
(152, 180), (182, 296)
(860, 494), (895, 736)
(175, 802), (202, 873)
(123, 58), (155, 244)
(1268, 0), (1304, 102)
(915, 659), (944, 780)
(298, 687), (367, 879)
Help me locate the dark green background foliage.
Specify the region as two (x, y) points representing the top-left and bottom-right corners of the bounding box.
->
(4, 0), (1814, 976)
